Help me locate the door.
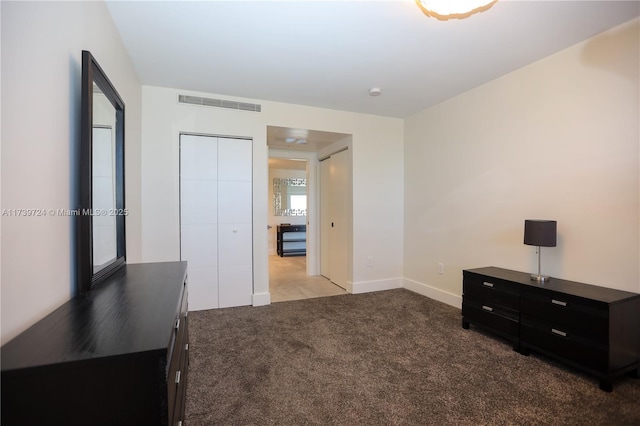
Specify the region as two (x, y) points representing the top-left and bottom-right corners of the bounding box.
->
(320, 159), (331, 277)
(320, 149), (349, 289)
(217, 138), (253, 308)
(180, 134), (219, 311)
(180, 134), (253, 311)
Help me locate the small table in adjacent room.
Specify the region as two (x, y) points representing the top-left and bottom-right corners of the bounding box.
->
(277, 224), (307, 257)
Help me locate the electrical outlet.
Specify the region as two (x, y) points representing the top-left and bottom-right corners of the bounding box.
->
(367, 256), (373, 267)
(438, 262), (444, 275)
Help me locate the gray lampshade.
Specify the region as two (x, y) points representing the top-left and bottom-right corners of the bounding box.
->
(524, 220), (557, 247)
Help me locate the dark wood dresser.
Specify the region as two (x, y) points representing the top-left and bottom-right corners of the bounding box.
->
(1, 261), (189, 425)
(462, 266), (640, 391)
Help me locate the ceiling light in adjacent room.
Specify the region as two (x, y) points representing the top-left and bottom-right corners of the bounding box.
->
(285, 138), (296, 143)
(416, 0), (498, 20)
(296, 139), (307, 144)
(369, 87), (382, 97)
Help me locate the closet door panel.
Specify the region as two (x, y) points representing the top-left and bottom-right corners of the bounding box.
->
(180, 134), (219, 312)
(218, 224), (252, 267)
(180, 224), (217, 269)
(180, 135), (218, 180)
(218, 138), (252, 181)
(218, 181), (252, 224)
(219, 266), (253, 308)
(180, 180), (217, 225)
(187, 267), (219, 311)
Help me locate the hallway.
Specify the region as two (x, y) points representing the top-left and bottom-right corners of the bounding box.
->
(269, 255), (346, 303)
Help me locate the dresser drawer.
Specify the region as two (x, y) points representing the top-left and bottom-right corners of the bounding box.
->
(172, 337), (189, 426)
(462, 299), (519, 338)
(167, 281), (188, 425)
(521, 287), (608, 338)
(463, 274), (519, 311)
(521, 317), (609, 371)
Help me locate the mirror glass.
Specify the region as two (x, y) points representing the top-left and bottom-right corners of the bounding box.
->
(273, 178), (307, 216)
(92, 84), (118, 272)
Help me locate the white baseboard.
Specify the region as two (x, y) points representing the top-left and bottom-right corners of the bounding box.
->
(402, 278), (462, 309)
(252, 292), (271, 306)
(351, 277), (403, 294)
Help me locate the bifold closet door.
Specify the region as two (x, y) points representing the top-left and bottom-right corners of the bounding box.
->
(217, 138), (253, 308)
(180, 134), (253, 311)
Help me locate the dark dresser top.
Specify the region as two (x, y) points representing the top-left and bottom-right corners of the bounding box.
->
(464, 266), (639, 304)
(1, 261), (188, 372)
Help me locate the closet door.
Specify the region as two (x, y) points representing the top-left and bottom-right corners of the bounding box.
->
(180, 134), (219, 311)
(180, 135), (253, 311)
(217, 138), (253, 308)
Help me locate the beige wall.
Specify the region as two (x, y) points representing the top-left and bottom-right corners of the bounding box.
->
(404, 18), (640, 305)
(1, 1), (142, 343)
(3, 2), (636, 345)
(140, 86), (405, 301)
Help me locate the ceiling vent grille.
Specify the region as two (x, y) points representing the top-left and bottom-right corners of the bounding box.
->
(178, 94), (261, 112)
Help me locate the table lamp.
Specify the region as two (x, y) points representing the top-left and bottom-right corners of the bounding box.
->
(524, 219), (557, 282)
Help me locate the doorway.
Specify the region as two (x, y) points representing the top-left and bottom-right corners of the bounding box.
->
(267, 126), (352, 302)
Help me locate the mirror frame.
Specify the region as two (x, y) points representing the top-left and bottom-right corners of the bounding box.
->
(77, 50), (126, 293)
(273, 178), (307, 216)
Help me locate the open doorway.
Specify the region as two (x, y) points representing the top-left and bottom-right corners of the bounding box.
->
(267, 126), (350, 302)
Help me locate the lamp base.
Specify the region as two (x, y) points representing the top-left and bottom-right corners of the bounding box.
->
(530, 274), (551, 282)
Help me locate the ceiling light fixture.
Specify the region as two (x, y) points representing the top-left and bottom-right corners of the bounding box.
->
(285, 138), (296, 143)
(369, 87), (382, 97)
(296, 139), (307, 144)
(416, 0), (498, 21)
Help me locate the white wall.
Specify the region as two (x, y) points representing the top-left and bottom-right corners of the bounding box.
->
(1, 1), (142, 343)
(140, 86), (404, 303)
(404, 18), (640, 305)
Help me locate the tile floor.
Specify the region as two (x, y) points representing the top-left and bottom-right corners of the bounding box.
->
(269, 255), (347, 303)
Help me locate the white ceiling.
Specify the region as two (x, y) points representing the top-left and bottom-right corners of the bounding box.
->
(106, 1), (639, 118)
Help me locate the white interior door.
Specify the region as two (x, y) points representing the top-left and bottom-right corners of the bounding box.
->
(329, 149), (349, 289)
(180, 134), (253, 311)
(180, 134), (219, 311)
(320, 159), (331, 278)
(217, 138), (253, 308)
(319, 149), (349, 289)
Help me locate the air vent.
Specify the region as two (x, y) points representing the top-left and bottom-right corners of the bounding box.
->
(178, 95), (261, 112)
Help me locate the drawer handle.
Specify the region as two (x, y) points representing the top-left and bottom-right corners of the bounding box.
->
(551, 328), (567, 337)
(178, 422), (183, 426)
(482, 305), (494, 312)
(185, 343), (189, 352)
(175, 319), (180, 331)
(551, 299), (567, 307)
(176, 370), (181, 384)
(482, 282), (494, 288)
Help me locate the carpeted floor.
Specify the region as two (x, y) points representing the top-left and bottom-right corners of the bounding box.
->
(185, 289), (640, 425)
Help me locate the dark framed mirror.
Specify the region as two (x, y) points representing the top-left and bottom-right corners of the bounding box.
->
(77, 50), (126, 293)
